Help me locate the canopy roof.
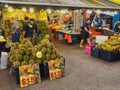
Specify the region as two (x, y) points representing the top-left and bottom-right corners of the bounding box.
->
(0, 0), (120, 10)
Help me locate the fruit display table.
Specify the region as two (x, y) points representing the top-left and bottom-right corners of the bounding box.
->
(55, 29), (81, 35)
(55, 30), (81, 44)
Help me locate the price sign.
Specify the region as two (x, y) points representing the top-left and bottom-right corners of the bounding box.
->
(19, 64), (41, 87)
(48, 59), (65, 80)
(40, 10), (48, 21)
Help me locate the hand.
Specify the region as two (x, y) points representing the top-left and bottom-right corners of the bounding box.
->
(89, 31), (92, 34)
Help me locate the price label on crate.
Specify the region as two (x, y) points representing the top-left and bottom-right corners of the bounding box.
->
(48, 59), (65, 80)
(19, 64), (41, 87)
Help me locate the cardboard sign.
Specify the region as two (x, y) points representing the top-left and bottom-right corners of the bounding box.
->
(19, 64), (41, 87)
(48, 59), (65, 80)
(40, 10), (48, 21)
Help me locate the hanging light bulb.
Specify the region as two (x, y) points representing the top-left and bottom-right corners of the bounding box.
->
(29, 8), (34, 13)
(46, 9), (51, 14)
(8, 7), (13, 12)
(75, 10), (79, 12)
(22, 7), (27, 12)
(87, 10), (92, 14)
(5, 4), (8, 8)
(56, 10), (60, 12)
(61, 9), (68, 14)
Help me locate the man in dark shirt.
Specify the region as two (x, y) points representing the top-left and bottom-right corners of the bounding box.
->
(30, 18), (38, 44)
(79, 18), (91, 48)
(23, 16), (34, 43)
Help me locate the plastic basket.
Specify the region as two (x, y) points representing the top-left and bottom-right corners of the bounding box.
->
(91, 46), (100, 58)
(10, 66), (20, 84)
(100, 49), (119, 62)
(39, 62), (49, 79)
(85, 44), (95, 55)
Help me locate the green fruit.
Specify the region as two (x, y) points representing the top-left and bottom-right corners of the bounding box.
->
(25, 41), (33, 48)
(41, 47), (47, 54)
(37, 44), (43, 50)
(9, 55), (16, 63)
(15, 49), (21, 54)
(13, 61), (20, 68)
(46, 54), (51, 60)
(41, 54), (45, 61)
(26, 48), (32, 55)
(29, 59), (35, 64)
(23, 55), (30, 61)
(51, 53), (56, 60)
(52, 48), (56, 53)
(21, 61), (28, 66)
(16, 54), (23, 61)
(44, 34), (50, 39)
(47, 48), (52, 54)
(21, 39), (29, 44)
(34, 59), (41, 63)
(30, 55), (37, 60)
(20, 48), (26, 55)
(47, 43), (54, 49)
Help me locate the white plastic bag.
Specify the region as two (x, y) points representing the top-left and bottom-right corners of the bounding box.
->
(0, 52), (8, 69)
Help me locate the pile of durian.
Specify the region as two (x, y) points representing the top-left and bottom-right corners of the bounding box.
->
(95, 34), (120, 51)
(9, 38), (61, 68)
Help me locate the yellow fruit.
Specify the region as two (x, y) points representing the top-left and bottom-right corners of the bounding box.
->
(36, 51), (42, 58)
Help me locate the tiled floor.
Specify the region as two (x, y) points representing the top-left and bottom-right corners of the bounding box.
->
(0, 40), (120, 90)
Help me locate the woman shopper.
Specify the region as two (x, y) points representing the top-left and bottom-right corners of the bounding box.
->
(79, 18), (92, 48)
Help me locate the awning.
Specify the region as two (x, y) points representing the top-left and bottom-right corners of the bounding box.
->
(0, 0), (120, 10)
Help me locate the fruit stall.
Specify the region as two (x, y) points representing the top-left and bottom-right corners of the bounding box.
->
(0, 2), (67, 87)
(0, 0), (120, 87)
(9, 38), (65, 87)
(87, 34), (120, 62)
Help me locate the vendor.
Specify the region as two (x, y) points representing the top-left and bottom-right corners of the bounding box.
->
(114, 23), (120, 34)
(114, 18), (120, 32)
(79, 18), (91, 48)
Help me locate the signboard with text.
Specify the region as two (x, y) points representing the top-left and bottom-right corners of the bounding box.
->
(19, 64), (41, 87)
(40, 10), (48, 21)
(48, 59), (65, 80)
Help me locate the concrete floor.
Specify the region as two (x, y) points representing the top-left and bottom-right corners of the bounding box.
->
(0, 40), (120, 90)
